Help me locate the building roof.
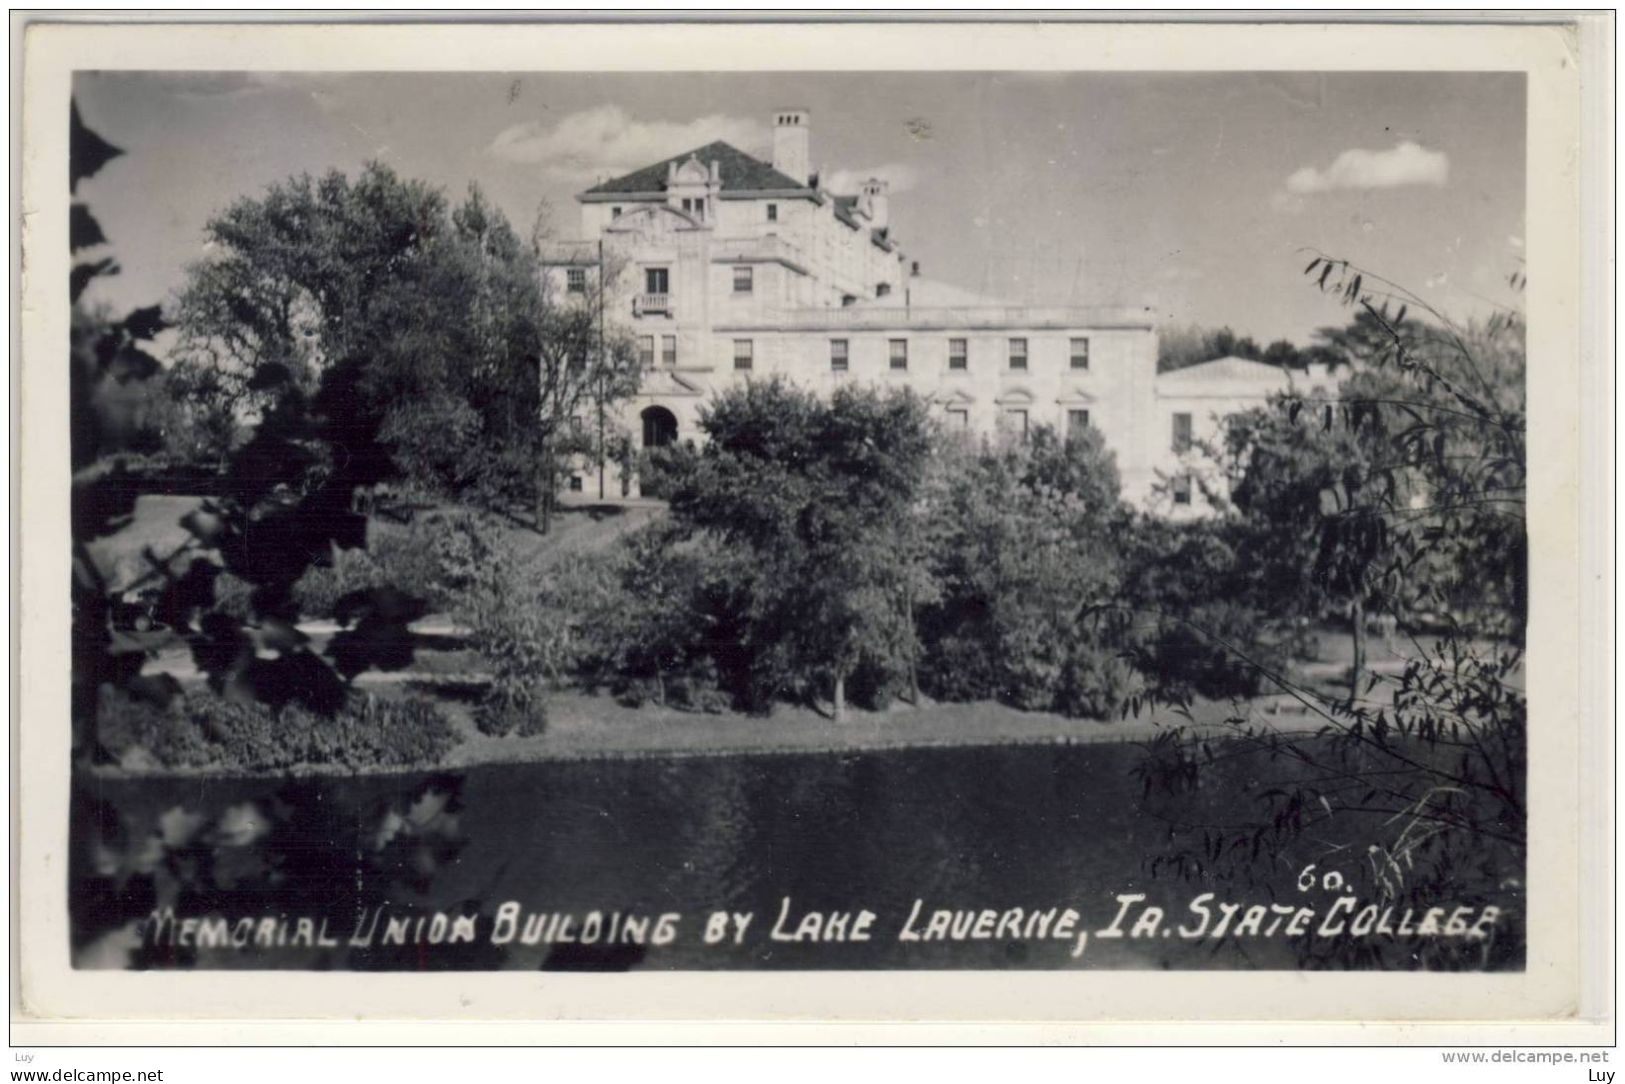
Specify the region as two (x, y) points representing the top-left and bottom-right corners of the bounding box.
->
(851, 277), (1011, 309)
(1159, 356), (1294, 382)
(1156, 355), (1299, 397)
(582, 141), (812, 197)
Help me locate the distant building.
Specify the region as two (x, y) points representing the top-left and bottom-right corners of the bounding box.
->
(1151, 356), (1333, 518)
(544, 110), (1327, 511)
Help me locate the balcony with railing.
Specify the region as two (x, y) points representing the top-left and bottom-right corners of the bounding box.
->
(633, 293), (672, 317)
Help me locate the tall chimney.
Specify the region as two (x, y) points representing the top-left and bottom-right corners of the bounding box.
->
(772, 109), (811, 186)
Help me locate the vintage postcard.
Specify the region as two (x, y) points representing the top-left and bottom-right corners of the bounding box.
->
(13, 16), (1607, 1041)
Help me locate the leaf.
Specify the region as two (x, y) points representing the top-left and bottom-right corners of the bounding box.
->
(69, 257), (119, 302)
(122, 304), (168, 341)
(70, 101), (125, 192)
(246, 361), (291, 391)
(69, 203), (107, 252)
(108, 346), (160, 383)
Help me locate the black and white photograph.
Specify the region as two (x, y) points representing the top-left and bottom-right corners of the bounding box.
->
(17, 18), (1604, 1040)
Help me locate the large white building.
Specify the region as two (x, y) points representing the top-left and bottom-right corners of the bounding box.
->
(545, 110), (1328, 516)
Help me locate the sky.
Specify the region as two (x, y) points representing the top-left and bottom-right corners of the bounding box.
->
(72, 70), (1525, 348)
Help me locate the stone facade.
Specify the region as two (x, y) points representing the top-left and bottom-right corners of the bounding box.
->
(545, 110), (1318, 511)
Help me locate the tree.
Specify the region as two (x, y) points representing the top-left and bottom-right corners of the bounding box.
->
(169, 167), (641, 527)
(916, 424), (1137, 717)
(663, 379), (935, 720)
(1218, 388), (1390, 698)
(526, 234), (641, 532)
(1132, 256), (1527, 969)
(1261, 338), (1302, 369)
(1158, 324), (1284, 373)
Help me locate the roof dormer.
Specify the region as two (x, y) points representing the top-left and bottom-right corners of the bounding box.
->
(667, 154), (721, 224)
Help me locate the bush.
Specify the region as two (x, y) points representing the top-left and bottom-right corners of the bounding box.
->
(97, 687), (457, 771)
(1055, 645), (1143, 719)
(211, 570), (258, 622)
(915, 434), (1131, 719)
(1136, 602), (1291, 700)
(96, 686), (214, 767)
(291, 546), (387, 619)
(291, 509), (507, 619)
(464, 548), (619, 735)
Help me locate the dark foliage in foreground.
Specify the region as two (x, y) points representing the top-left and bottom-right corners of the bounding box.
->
(1128, 256), (1527, 969)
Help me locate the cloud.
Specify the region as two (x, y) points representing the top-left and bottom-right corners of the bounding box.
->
(1284, 141), (1450, 195)
(823, 164), (921, 195)
(488, 106), (766, 183)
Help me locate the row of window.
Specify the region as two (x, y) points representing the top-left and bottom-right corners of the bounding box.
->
(944, 406), (1093, 438)
(604, 202), (780, 222)
(635, 335), (1098, 373)
(829, 336), (1089, 373)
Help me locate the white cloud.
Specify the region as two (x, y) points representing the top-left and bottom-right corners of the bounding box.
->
(1284, 141), (1450, 195)
(823, 164), (921, 196)
(488, 106), (766, 183)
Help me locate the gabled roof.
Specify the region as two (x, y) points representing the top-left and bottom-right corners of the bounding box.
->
(582, 141), (812, 197)
(1158, 355), (1296, 385)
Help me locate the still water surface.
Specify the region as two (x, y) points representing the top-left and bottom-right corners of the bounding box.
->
(71, 742), (1512, 971)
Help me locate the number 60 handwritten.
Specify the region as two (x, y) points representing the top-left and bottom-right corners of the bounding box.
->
(1296, 864), (1346, 893)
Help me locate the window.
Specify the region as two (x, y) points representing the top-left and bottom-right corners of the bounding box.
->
(566, 268), (587, 294)
(1008, 338), (1028, 371)
(662, 335), (678, 367)
(733, 339), (754, 371)
(1067, 409), (1091, 438)
(830, 339), (849, 372)
(948, 338), (968, 372)
(569, 475), (584, 493)
(889, 339), (908, 371)
(1172, 412), (1193, 453)
(947, 408), (970, 430)
(733, 266), (753, 294)
(567, 348), (587, 373)
(645, 267), (669, 295)
(766, 203), (778, 222)
(1070, 337), (1090, 370)
(681, 197), (706, 221)
(1006, 408), (1030, 441)
(611, 206), (622, 219)
(637, 335), (655, 368)
(876, 283), (891, 297)
(1173, 473), (1193, 506)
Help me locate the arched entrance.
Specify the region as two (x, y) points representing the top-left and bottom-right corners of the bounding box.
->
(641, 405), (678, 449)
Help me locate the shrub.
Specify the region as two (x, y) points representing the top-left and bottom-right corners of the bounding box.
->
(915, 434), (1131, 719)
(96, 686), (214, 767)
(287, 695), (459, 769)
(291, 546), (386, 619)
(465, 548), (619, 735)
(211, 570), (258, 622)
(99, 688), (457, 772)
(1136, 602), (1291, 700)
(1055, 645), (1143, 719)
(290, 509), (507, 619)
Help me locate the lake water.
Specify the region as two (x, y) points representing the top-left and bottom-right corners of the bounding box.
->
(70, 741), (1523, 971)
